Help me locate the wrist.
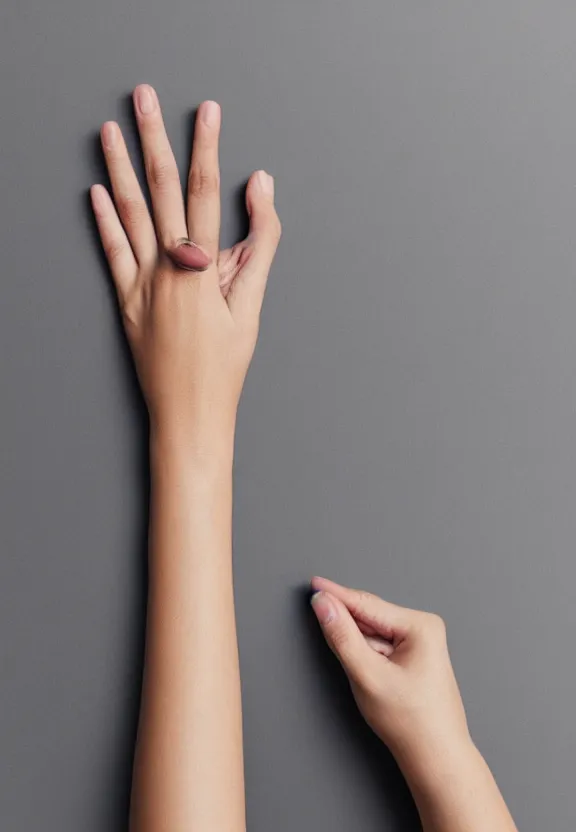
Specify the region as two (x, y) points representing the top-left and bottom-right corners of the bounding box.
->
(392, 730), (478, 794)
(149, 419), (235, 475)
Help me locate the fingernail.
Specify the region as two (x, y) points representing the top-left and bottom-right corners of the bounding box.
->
(202, 100), (220, 128)
(256, 170), (274, 196)
(136, 85), (155, 115)
(101, 122), (117, 150)
(310, 591), (337, 625)
(90, 184), (106, 212)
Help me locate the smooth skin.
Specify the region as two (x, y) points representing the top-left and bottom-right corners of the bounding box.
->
(90, 84), (518, 832)
(310, 578), (519, 832)
(91, 84), (281, 832)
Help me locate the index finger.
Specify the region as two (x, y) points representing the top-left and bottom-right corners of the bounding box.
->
(310, 576), (416, 641)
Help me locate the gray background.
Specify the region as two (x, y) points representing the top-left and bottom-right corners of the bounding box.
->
(1, 1), (575, 829)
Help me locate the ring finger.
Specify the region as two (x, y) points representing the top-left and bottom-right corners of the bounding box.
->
(100, 121), (157, 266)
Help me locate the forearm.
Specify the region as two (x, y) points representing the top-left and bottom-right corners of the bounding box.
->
(395, 736), (518, 832)
(92, 84), (280, 832)
(129, 426), (244, 832)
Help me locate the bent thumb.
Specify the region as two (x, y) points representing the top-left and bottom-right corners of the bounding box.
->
(227, 170), (281, 320)
(311, 591), (372, 685)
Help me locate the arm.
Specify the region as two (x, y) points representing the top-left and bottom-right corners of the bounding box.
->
(397, 737), (517, 832)
(131, 429), (241, 832)
(90, 84), (281, 832)
(310, 576), (518, 832)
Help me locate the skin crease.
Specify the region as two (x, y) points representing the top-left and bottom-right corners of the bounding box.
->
(91, 84), (518, 832)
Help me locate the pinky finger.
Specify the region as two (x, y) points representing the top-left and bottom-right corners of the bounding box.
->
(90, 184), (138, 299)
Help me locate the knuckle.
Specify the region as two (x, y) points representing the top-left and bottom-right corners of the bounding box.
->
(329, 625), (351, 654)
(148, 156), (179, 191)
(360, 667), (382, 699)
(353, 590), (375, 617)
(189, 166), (220, 198)
(271, 212), (282, 240)
(104, 238), (126, 264)
(426, 612), (447, 637)
(116, 193), (147, 228)
(154, 265), (174, 284)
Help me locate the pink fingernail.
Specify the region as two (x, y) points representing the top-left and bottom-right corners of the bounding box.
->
(90, 185), (106, 212)
(136, 85), (155, 115)
(256, 170), (274, 196)
(202, 100), (220, 128)
(101, 122), (117, 150)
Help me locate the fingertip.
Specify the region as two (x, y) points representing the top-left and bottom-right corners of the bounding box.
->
(133, 82), (154, 98)
(100, 121), (118, 150)
(310, 576), (328, 593)
(310, 590), (338, 625)
(199, 100), (221, 128)
(249, 169), (274, 199)
(90, 184), (108, 213)
(311, 575), (344, 593)
(309, 586), (321, 602)
(133, 84), (157, 116)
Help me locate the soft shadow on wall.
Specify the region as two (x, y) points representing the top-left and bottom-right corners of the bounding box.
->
(84, 92), (150, 831)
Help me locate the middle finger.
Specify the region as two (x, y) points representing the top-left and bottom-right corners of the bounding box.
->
(133, 84), (188, 249)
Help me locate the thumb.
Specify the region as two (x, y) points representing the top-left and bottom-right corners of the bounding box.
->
(311, 591), (374, 686)
(227, 170), (282, 320)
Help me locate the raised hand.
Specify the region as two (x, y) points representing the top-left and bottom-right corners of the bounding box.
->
(91, 84), (281, 441)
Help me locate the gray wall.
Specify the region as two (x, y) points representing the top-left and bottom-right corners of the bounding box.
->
(1, 2), (575, 830)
